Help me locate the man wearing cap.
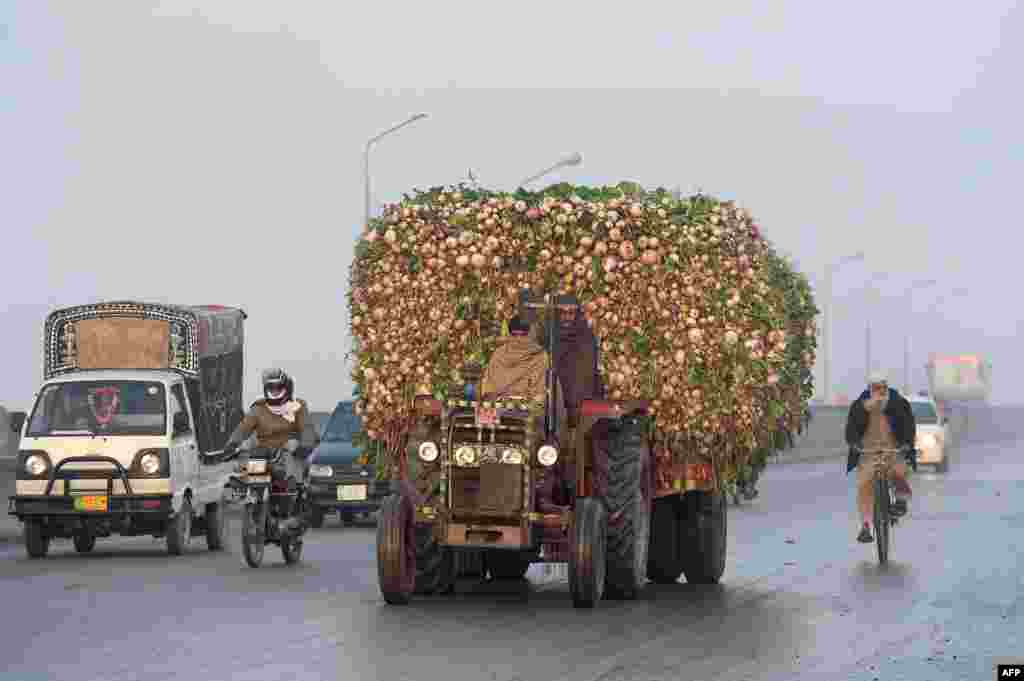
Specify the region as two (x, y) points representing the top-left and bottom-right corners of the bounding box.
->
(844, 371), (917, 544)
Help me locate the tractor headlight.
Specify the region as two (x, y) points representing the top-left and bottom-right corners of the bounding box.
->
(501, 448), (523, 465)
(537, 445), (558, 467)
(308, 464), (333, 477)
(24, 454), (47, 477)
(246, 460), (268, 475)
(139, 452), (161, 475)
(455, 446), (477, 466)
(419, 441), (439, 462)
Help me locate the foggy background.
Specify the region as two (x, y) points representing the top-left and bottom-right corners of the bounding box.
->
(3, 1), (1021, 411)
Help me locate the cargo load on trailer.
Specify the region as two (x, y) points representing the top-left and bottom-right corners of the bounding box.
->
(9, 301), (246, 558)
(348, 183), (817, 607)
(925, 354), (991, 403)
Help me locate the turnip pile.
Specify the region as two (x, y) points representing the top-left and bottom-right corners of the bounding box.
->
(348, 182), (817, 483)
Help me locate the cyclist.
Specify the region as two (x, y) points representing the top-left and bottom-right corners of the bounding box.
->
(844, 371), (917, 543)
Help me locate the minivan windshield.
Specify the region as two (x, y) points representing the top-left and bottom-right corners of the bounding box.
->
(26, 381), (167, 437)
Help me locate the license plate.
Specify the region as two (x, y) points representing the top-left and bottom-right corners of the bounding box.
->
(476, 407), (498, 427)
(74, 495), (108, 512)
(337, 485), (367, 501)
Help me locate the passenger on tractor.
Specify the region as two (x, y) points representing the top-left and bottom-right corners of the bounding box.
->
(480, 314), (572, 514)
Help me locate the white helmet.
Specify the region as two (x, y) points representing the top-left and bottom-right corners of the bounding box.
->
(868, 370), (888, 387)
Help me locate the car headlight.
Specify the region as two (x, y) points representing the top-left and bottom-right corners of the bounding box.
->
(537, 445), (558, 467)
(246, 460), (268, 475)
(308, 464), (333, 477)
(419, 441), (439, 462)
(139, 452), (161, 475)
(918, 434), (937, 448)
(455, 446), (477, 466)
(501, 448), (523, 465)
(24, 454), (47, 477)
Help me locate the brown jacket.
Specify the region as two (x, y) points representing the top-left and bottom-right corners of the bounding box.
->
(228, 399), (309, 449)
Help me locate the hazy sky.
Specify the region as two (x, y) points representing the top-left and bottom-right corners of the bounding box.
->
(3, 1), (1022, 410)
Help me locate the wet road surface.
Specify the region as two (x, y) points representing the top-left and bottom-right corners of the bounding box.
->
(1, 430), (1021, 680)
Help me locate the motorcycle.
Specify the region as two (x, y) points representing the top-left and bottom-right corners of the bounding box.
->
(228, 446), (309, 567)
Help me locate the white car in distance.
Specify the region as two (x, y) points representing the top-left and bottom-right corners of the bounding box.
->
(909, 392), (951, 473)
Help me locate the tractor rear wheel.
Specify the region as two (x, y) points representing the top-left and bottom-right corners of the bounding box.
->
(681, 490), (727, 584)
(603, 417), (650, 600)
(646, 495), (684, 584)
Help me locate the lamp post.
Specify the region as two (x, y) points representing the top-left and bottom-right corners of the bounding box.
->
(363, 113), (428, 233)
(860, 271), (893, 383)
(519, 152), (583, 188)
(903, 278), (938, 394)
(822, 251), (865, 404)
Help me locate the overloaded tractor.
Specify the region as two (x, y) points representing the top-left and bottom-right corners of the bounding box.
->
(8, 301), (245, 558)
(377, 292), (726, 607)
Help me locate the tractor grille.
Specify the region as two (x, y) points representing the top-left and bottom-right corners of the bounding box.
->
(450, 463), (523, 518)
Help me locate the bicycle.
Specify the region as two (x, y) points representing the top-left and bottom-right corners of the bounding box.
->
(855, 445), (914, 566)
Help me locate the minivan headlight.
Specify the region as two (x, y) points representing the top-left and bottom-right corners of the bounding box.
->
(139, 452), (161, 475)
(24, 454), (47, 477)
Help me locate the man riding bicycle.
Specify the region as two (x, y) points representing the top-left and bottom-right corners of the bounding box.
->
(844, 371), (917, 544)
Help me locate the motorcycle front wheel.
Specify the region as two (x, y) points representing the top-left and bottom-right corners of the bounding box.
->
(242, 501), (266, 568)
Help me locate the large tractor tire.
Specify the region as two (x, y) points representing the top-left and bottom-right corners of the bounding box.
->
(487, 551), (531, 579)
(569, 497), (607, 608)
(414, 524), (456, 595)
(646, 495), (685, 584)
(377, 494), (416, 605)
(603, 417), (650, 600)
(681, 489), (727, 584)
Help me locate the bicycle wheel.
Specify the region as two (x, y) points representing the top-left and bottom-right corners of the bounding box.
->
(873, 477), (889, 565)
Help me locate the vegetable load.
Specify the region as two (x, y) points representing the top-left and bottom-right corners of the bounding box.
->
(348, 182), (817, 482)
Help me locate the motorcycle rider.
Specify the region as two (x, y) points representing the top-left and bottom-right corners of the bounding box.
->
(223, 368), (310, 533)
(844, 371), (917, 544)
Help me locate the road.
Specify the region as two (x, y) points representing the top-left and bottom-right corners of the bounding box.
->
(1, 416), (1021, 680)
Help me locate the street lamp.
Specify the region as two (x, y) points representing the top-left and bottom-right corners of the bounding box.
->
(860, 271), (892, 383)
(822, 251), (865, 404)
(903, 278), (938, 394)
(518, 152), (584, 188)
(363, 113), (429, 233)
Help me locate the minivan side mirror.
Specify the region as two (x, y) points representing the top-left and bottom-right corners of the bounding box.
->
(173, 411), (191, 435)
(10, 412), (27, 434)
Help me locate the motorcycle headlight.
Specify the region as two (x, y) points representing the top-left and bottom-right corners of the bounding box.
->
(246, 460), (268, 475)
(139, 452), (161, 475)
(501, 448), (523, 465)
(537, 445), (558, 467)
(419, 441), (439, 462)
(455, 446), (477, 466)
(24, 454), (47, 477)
(308, 464), (333, 477)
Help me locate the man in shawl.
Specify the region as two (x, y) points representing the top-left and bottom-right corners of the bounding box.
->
(480, 315), (571, 514)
